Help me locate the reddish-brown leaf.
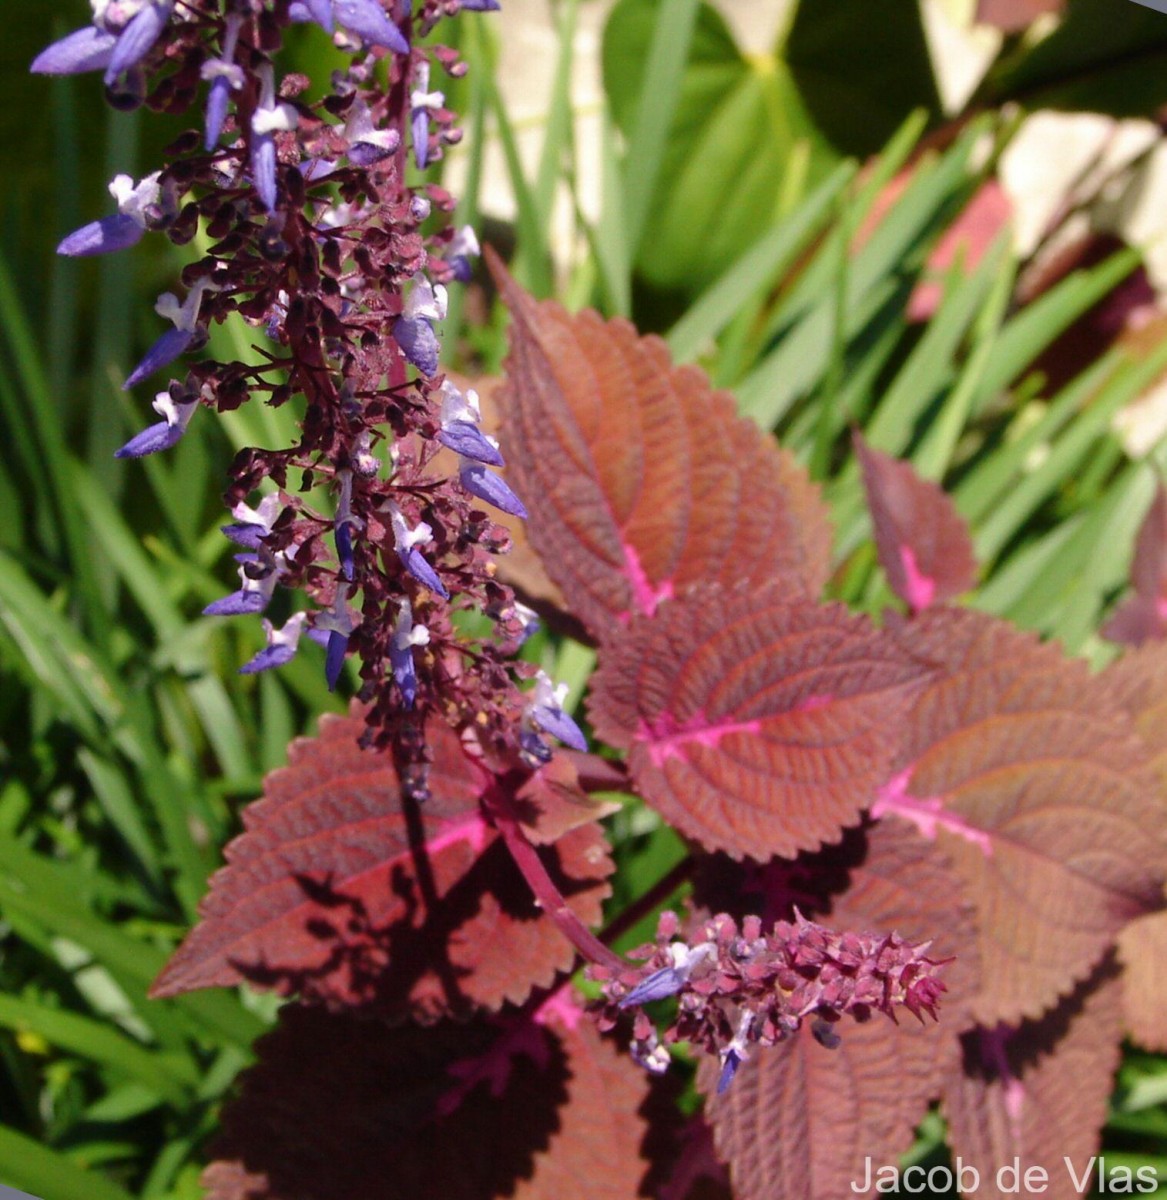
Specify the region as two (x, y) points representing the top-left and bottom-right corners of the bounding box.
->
(876, 608), (1166, 1024)
(854, 432), (977, 611)
(697, 821), (975, 1200)
(1105, 639), (1167, 793)
(152, 714), (612, 1020)
(588, 585), (929, 859)
(943, 962), (1124, 1200)
(1118, 910), (1167, 1051)
(1103, 484), (1167, 645)
(1102, 642), (1167, 1048)
(203, 991), (654, 1200)
(488, 251), (832, 642)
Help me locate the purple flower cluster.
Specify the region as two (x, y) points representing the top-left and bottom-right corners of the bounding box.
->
(32, 0), (583, 775)
(590, 909), (949, 1092)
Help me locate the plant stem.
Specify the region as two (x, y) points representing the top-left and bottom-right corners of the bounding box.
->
(486, 784), (627, 973)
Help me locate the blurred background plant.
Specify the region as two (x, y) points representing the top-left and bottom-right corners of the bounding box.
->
(6, 0), (1167, 1196)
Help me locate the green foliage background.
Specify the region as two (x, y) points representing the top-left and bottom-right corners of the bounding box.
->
(3, 1), (1167, 1196)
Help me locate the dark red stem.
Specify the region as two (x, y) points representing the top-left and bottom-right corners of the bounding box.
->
(486, 786), (626, 973)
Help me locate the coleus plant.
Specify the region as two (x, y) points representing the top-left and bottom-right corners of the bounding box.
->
(30, 3), (1167, 1199)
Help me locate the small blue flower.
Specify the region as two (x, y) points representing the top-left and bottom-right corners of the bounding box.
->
(344, 98), (400, 166)
(104, 0), (175, 86)
(201, 13), (245, 150)
(444, 224), (481, 283)
(59, 172), (162, 257)
(387, 502), (448, 598)
(511, 600), (540, 644)
(334, 469), (363, 581)
(221, 493), (283, 549)
(289, 0), (335, 31)
(716, 1049), (743, 1095)
(459, 0), (502, 9)
(524, 670), (587, 751)
(310, 590), (357, 691)
(31, 26), (118, 76)
(619, 942), (715, 1008)
(333, 0), (409, 53)
(409, 61), (444, 169)
(437, 381), (503, 466)
(393, 274), (447, 377)
(124, 279), (213, 390)
(716, 1012), (755, 1095)
(251, 65), (300, 214)
(459, 463), (527, 518)
(239, 613), (309, 675)
(204, 554), (283, 616)
(298, 157), (341, 183)
(519, 728), (553, 764)
(390, 600), (430, 708)
(114, 387), (198, 458)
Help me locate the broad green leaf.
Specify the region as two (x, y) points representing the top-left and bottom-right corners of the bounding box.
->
(783, 0), (942, 156)
(602, 0), (836, 290)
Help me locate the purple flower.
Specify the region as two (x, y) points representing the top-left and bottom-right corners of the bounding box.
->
(524, 670), (587, 751)
(511, 601), (540, 644)
(204, 554), (283, 616)
(104, 0), (175, 86)
(289, 0), (335, 31)
(58, 172), (162, 257)
(239, 613), (309, 674)
(334, 469), (362, 581)
(437, 381), (503, 466)
(459, 463), (527, 518)
(333, 0), (409, 53)
(619, 942), (715, 1009)
(393, 273), (447, 377)
(459, 0), (502, 9)
(221, 494), (283, 549)
(311, 590), (357, 690)
(31, 26), (117, 76)
(717, 1014), (755, 1095)
(114, 387), (198, 458)
(390, 600), (430, 707)
(409, 61), (444, 169)
(251, 65), (299, 213)
(344, 98), (400, 166)
(124, 279), (212, 390)
(201, 13), (245, 150)
(444, 224), (481, 283)
(387, 502), (448, 599)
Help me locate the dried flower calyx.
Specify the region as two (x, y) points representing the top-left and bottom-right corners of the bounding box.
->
(590, 909), (950, 1092)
